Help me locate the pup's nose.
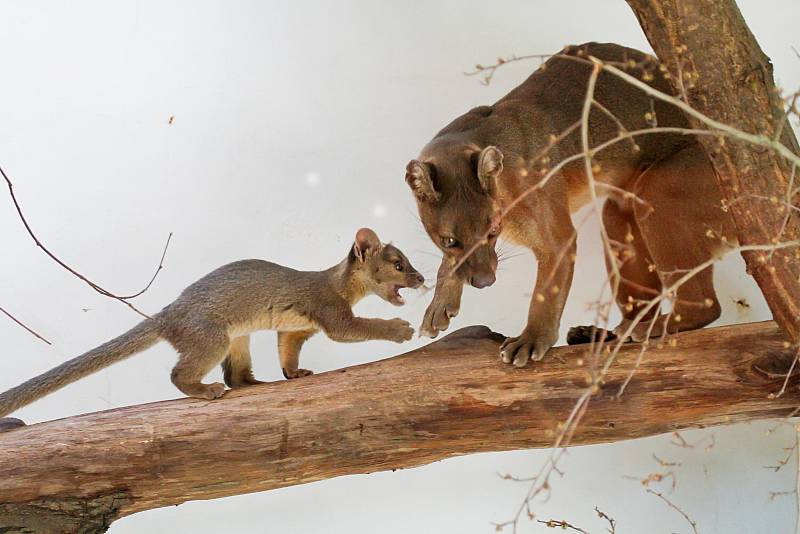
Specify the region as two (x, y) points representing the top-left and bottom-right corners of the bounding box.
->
(470, 273), (496, 289)
(414, 273), (425, 287)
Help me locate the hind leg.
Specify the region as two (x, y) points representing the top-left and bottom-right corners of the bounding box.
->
(170, 327), (230, 400)
(569, 198), (662, 345)
(221, 335), (265, 388)
(629, 144), (734, 341)
(604, 197), (663, 322)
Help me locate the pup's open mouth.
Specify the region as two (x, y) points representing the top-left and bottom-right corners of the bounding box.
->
(389, 284), (406, 306)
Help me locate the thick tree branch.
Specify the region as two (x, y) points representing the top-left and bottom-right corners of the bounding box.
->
(625, 0), (800, 342)
(0, 322), (798, 532)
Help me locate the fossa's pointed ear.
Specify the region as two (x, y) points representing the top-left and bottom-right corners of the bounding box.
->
(476, 146), (503, 194)
(353, 228), (382, 262)
(405, 160), (440, 202)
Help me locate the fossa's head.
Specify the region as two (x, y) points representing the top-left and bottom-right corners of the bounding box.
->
(406, 145), (503, 289)
(349, 228), (424, 306)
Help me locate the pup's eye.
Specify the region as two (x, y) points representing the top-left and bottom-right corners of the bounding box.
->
(441, 236), (458, 248)
(488, 225), (501, 236)
(394, 262), (404, 272)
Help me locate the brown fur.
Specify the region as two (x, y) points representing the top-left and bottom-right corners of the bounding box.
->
(0, 228), (423, 418)
(407, 42), (734, 366)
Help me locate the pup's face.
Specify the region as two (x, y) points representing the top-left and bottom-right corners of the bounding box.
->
(352, 228), (424, 305)
(406, 146), (503, 289)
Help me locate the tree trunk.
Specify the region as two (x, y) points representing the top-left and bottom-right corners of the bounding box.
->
(625, 0), (800, 341)
(0, 322), (797, 532)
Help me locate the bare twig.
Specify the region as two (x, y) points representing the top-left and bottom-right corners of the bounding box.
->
(769, 489), (797, 500)
(647, 489), (698, 534)
(623, 470), (677, 492)
(771, 345), (800, 399)
(1, 164), (172, 319)
(0, 305), (51, 345)
(536, 518), (590, 533)
(765, 441), (798, 472)
(595, 506), (616, 534)
(465, 53), (554, 85)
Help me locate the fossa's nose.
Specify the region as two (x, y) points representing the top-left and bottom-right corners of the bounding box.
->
(470, 273), (495, 289)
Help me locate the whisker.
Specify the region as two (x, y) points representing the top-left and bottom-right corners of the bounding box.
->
(498, 252), (529, 262)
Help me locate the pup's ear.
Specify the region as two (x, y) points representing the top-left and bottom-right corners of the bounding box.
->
(353, 228), (382, 262)
(476, 146), (503, 194)
(405, 160), (441, 202)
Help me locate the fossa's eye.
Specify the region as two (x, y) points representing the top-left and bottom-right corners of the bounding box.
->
(441, 236), (458, 248)
(394, 262), (404, 271)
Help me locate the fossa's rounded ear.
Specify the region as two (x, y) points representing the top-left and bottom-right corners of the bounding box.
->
(477, 146), (503, 194)
(405, 160), (441, 202)
(353, 228), (382, 262)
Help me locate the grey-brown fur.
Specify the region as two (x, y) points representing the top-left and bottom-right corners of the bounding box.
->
(408, 42), (734, 366)
(0, 228), (422, 418)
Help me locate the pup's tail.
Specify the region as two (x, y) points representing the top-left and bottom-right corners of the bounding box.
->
(0, 319), (162, 417)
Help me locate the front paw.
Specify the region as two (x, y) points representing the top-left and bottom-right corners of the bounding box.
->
(420, 298), (460, 338)
(386, 318), (414, 342)
(283, 368), (314, 379)
(500, 328), (557, 368)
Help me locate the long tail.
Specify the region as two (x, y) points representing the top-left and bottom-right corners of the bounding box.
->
(0, 319), (162, 417)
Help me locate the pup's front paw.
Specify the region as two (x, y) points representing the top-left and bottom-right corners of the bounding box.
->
(419, 296), (460, 338)
(500, 328), (557, 368)
(386, 318), (414, 342)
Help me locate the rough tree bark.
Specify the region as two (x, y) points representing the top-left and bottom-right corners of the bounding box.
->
(1, 322), (798, 533)
(625, 0), (800, 341)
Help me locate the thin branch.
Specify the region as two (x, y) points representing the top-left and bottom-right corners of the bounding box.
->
(582, 63), (622, 328)
(647, 489), (698, 534)
(617, 312), (661, 397)
(1, 164), (172, 318)
(537, 518), (590, 533)
(0, 305), (51, 345)
(594, 506), (617, 534)
(771, 345), (800, 399)
(465, 53), (554, 85)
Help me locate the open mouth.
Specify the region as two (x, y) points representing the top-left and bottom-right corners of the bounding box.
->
(390, 284), (406, 305)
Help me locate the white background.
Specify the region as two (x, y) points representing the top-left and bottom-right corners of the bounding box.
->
(1, 1), (799, 532)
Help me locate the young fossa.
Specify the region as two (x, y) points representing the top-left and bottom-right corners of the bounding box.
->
(406, 42), (734, 367)
(0, 228), (422, 421)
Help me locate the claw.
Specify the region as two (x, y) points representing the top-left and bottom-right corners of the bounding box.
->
(513, 350), (531, 368)
(500, 329), (556, 367)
